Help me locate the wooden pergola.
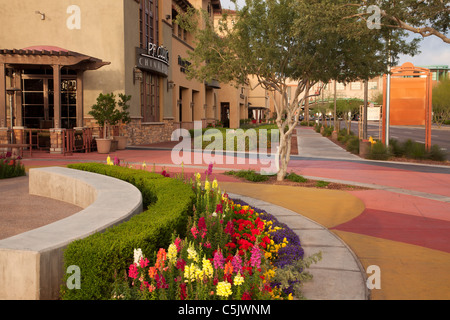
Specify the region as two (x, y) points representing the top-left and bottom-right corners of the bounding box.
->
(0, 46), (110, 130)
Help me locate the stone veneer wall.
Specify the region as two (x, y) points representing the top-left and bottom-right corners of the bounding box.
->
(84, 118), (175, 146)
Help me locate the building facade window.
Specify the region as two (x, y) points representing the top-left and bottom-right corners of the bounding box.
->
(368, 81), (378, 90)
(350, 82), (361, 90)
(336, 82), (345, 90)
(21, 68), (77, 129)
(139, 0), (160, 122)
(140, 0), (158, 49)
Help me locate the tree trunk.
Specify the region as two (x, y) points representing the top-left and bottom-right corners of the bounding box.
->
(276, 130), (293, 181)
(103, 121), (107, 139)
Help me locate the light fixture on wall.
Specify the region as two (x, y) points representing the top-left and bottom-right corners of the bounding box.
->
(165, 15), (171, 20)
(133, 67), (142, 84)
(167, 80), (175, 91)
(35, 11), (45, 20)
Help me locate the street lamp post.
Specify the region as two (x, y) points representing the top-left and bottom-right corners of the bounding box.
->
(385, 39), (392, 148)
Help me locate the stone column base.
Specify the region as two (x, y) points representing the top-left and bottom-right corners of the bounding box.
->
(49, 128), (65, 154)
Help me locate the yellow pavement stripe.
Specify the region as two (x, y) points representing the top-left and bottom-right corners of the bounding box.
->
(219, 181), (365, 228)
(332, 230), (450, 300)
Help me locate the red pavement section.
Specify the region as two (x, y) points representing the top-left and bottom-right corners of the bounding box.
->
(289, 159), (450, 197)
(332, 208), (450, 253)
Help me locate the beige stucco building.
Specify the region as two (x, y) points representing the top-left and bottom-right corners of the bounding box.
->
(0, 0), (249, 155)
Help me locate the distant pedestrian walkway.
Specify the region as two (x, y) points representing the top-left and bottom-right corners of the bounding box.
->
(296, 126), (361, 160)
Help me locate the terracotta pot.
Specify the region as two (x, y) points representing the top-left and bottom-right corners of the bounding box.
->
(114, 136), (128, 150)
(96, 138), (112, 154)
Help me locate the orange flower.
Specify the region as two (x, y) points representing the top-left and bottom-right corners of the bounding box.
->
(224, 261), (233, 275)
(148, 267), (157, 279)
(155, 248), (167, 270)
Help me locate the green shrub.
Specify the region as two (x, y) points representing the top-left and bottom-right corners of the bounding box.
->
(427, 144), (447, 162)
(322, 126), (334, 137)
(61, 163), (195, 300)
(224, 169), (270, 182)
(190, 127), (278, 151)
(388, 139), (403, 157)
(315, 181), (330, 188)
(345, 136), (360, 154)
(403, 139), (427, 160)
(367, 141), (390, 160)
(314, 124), (321, 133)
(285, 172), (308, 183)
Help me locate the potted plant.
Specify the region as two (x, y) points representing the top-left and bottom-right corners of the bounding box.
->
(88, 93), (131, 154)
(113, 95), (131, 150)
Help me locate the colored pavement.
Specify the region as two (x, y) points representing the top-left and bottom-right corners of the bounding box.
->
(14, 126), (450, 300)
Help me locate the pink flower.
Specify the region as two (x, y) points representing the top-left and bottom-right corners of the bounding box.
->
(250, 244), (261, 268)
(191, 226), (199, 239)
(174, 237), (182, 252)
(139, 257), (149, 268)
(128, 263), (139, 279)
(213, 250), (225, 269)
(232, 254), (243, 274)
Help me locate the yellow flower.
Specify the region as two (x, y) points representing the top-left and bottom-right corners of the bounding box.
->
(142, 161), (147, 170)
(184, 263), (198, 283)
(202, 257), (214, 279)
(216, 281), (232, 298)
(233, 272), (244, 286)
(106, 155), (112, 165)
(212, 179), (218, 189)
(167, 243), (178, 265)
(205, 180), (210, 191)
(187, 246), (199, 262)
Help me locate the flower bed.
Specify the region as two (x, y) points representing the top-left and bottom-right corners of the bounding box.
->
(0, 152), (25, 179)
(61, 163), (195, 300)
(113, 171), (321, 300)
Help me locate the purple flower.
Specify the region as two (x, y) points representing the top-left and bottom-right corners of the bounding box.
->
(205, 162), (213, 176)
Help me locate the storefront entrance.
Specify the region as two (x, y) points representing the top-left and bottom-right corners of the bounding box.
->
(0, 46), (109, 154)
(22, 69), (77, 129)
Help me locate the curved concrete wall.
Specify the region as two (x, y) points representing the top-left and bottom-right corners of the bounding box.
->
(0, 167), (143, 300)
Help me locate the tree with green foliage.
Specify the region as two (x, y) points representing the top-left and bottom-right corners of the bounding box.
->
(340, 0), (450, 44)
(177, 0), (418, 181)
(432, 77), (450, 127)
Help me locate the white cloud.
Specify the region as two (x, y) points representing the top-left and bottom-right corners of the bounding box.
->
(399, 35), (450, 67)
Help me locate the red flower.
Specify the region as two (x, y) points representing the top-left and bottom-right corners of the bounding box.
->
(241, 292), (252, 300)
(198, 217), (206, 230)
(179, 283), (187, 300)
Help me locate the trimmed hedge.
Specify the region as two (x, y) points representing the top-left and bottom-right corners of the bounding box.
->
(60, 163), (195, 300)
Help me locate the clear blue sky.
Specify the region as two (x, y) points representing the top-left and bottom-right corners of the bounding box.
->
(219, 0), (449, 67)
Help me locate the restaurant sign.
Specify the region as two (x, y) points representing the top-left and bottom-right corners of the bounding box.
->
(136, 43), (169, 77)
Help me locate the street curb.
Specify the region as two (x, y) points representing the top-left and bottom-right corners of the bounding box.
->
(227, 192), (370, 300)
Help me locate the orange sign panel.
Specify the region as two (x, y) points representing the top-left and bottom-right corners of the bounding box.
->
(389, 77), (427, 126)
(382, 62), (432, 150)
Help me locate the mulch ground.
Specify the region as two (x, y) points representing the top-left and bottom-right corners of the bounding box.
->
(228, 174), (370, 191)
